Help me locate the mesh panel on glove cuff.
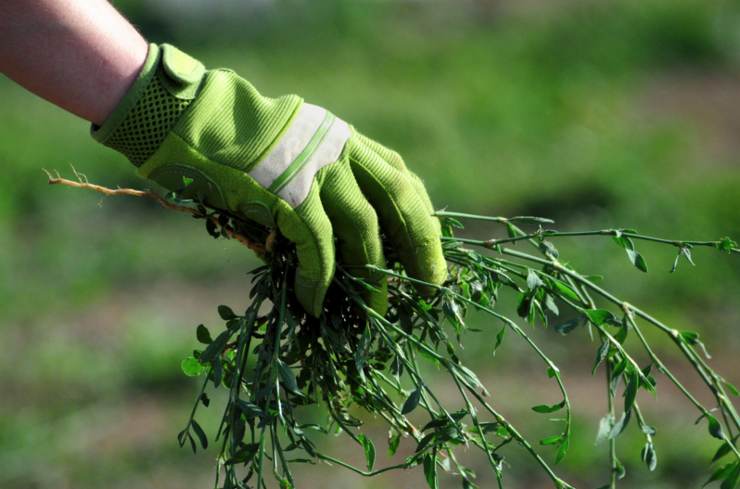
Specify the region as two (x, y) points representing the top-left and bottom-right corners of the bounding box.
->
(91, 43), (205, 167)
(104, 75), (192, 166)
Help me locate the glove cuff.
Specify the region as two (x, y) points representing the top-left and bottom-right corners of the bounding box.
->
(91, 43), (206, 166)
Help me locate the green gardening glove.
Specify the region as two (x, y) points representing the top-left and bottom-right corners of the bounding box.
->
(92, 43), (447, 316)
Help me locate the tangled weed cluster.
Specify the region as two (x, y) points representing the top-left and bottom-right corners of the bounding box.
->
(49, 173), (740, 489)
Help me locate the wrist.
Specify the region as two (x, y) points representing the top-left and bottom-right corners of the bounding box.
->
(91, 44), (160, 146)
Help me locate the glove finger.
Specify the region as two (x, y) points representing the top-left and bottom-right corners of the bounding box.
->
(319, 159), (388, 314)
(407, 170), (436, 215)
(348, 139), (447, 287)
(354, 132), (436, 216)
(275, 185), (335, 317)
(353, 132), (407, 171)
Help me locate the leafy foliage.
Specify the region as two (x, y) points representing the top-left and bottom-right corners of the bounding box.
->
(174, 206), (740, 489)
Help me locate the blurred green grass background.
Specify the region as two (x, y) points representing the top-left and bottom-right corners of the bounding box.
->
(1, 0), (739, 487)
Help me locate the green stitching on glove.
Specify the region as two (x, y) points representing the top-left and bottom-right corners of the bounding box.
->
(92, 43), (447, 316)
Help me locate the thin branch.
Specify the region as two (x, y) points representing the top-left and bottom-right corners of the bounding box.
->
(445, 230), (740, 254)
(45, 171), (270, 255)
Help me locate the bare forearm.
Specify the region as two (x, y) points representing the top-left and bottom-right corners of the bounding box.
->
(0, 0), (148, 125)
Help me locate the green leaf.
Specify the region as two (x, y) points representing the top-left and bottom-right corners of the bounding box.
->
(679, 330), (712, 359)
(415, 433), (435, 454)
(456, 364), (486, 392)
(459, 281), (471, 299)
(217, 305), (236, 320)
(544, 294), (559, 316)
(616, 458), (627, 480)
(725, 381), (740, 397)
(190, 419), (208, 450)
(624, 369), (639, 413)
(402, 389), (422, 415)
(585, 309), (615, 326)
(423, 453), (438, 489)
(670, 251), (681, 273)
(462, 478), (477, 489)
(200, 330), (230, 363)
(181, 355), (206, 377)
(236, 399), (263, 420)
(681, 330), (700, 344)
(224, 348), (236, 363)
(608, 411), (631, 440)
(278, 361), (300, 394)
(592, 341), (609, 374)
(539, 240), (559, 258)
(495, 424), (510, 438)
(717, 237), (738, 253)
(615, 319), (630, 344)
(720, 463), (740, 489)
(641, 442), (657, 472)
(388, 430), (401, 456)
(626, 248), (649, 272)
(232, 416), (246, 445)
(182, 176), (194, 187)
(555, 436), (569, 463)
(611, 357), (628, 380)
(443, 299), (464, 327)
(210, 356), (223, 387)
(357, 434), (376, 471)
(422, 416), (451, 432)
(243, 443), (264, 462)
(712, 442), (733, 463)
(595, 415), (613, 445)
(540, 434), (564, 446)
(199, 392), (210, 407)
(551, 278), (580, 302)
(517, 293), (532, 319)
(526, 297), (541, 325)
(492, 326), (506, 356)
(612, 230), (634, 250)
(639, 365), (657, 393)
(225, 443), (260, 465)
(532, 400), (566, 414)
(177, 428), (189, 447)
(527, 269), (543, 291)
(196, 324), (212, 344)
(187, 432), (197, 453)
(279, 479), (294, 489)
(708, 415), (724, 440)
(478, 421), (500, 434)
(554, 318), (580, 335)
(640, 423), (656, 436)
(671, 246), (696, 273)
(205, 218), (219, 238)
(704, 463), (735, 487)
(469, 280), (486, 305)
